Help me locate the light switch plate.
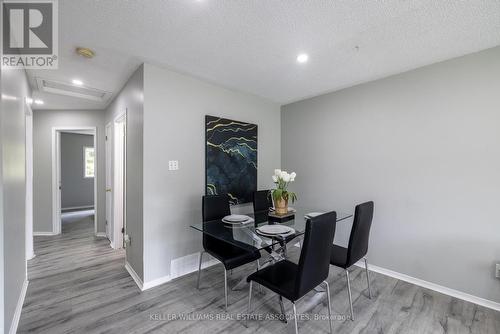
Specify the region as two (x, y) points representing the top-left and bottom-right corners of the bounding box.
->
(168, 160), (179, 170)
(496, 264), (500, 279)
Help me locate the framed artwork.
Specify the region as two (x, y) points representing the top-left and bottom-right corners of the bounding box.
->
(205, 115), (257, 205)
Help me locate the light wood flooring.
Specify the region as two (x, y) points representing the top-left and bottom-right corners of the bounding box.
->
(18, 214), (500, 333)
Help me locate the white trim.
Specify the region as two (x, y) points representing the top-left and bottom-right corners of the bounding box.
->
(105, 122), (112, 240)
(170, 252), (219, 281)
(95, 232), (107, 238)
(112, 115), (126, 249)
(8, 280), (28, 334)
(125, 262), (144, 291)
(51, 127), (98, 236)
(33, 231), (58, 236)
(61, 205), (94, 211)
(25, 103), (34, 262)
(354, 261), (500, 312)
(143, 275), (172, 291)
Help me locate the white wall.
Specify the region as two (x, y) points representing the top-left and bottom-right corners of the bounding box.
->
(281, 46), (500, 303)
(1, 66), (30, 332)
(33, 110), (106, 234)
(142, 64), (281, 283)
(105, 65), (144, 280)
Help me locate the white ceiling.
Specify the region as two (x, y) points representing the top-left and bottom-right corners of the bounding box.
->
(29, 0), (500, 110)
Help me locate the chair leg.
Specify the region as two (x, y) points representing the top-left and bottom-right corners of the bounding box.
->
(324, 281), (333, 334)
(279, 295), (287, 324)
(196, 251), (204, 289)
(364, 258), (372, 299)
(245, 281), (253, 328)
(256, 260), (263, 293)
(224, 269), (228, 312)
(345, 269), (354, 321)
(292, 302), (299, 334)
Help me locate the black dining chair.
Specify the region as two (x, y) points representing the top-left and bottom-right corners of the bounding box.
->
(253, 190), (273, 212)
(330, 201), (374, 321)
(246, 211), (337, 334)
(197, 194), (261, 311)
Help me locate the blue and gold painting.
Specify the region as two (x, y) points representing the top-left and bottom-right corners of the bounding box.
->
(205, 115), (257, 205)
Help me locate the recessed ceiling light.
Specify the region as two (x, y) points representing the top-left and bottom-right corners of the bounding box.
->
(296, 53), (309, 63)
(72, 79), (83, 86)
(34, 99), (44, 105)
(1, 94), (18, 101)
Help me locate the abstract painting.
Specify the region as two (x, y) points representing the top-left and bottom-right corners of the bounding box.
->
(205, 115), (257, 205)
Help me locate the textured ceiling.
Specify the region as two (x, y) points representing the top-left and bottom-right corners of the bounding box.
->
(29, 0), (500, 110)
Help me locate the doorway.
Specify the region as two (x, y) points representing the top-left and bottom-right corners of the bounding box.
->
(52, 127), (98, 235)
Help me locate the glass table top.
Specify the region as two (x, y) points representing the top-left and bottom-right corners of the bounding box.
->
(190, 208), (352, 251)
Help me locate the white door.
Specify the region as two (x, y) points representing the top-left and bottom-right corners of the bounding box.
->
(113, 117), (126, 249)
(105, 123), (112, 239)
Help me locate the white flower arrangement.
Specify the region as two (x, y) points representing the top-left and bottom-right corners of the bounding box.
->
(271, 169), (297, 204)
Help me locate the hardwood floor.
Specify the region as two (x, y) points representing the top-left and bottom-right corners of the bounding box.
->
(18, 215), (500, 333)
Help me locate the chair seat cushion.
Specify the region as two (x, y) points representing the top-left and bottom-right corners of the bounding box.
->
(247, 260), (299, 301)
(330, 244), (348, 269)
(206, 241), (261, 270)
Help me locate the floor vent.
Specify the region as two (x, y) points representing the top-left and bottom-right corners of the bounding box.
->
(36, 77), (112, 102)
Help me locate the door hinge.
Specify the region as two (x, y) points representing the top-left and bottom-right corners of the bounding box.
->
(105, 220), (108, 225)
(121, 227), (125, 234)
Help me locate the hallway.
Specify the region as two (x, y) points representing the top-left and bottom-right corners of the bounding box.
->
(17, 214), (127, 333)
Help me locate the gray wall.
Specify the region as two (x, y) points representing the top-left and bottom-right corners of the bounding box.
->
(1, 66), (29, 332)
(281, 46), (500, 303)
(142, 64), (281, 283)
(61, 133), (94, 209)
(105, 65), (144, 280)
(33, 110), (106, 234)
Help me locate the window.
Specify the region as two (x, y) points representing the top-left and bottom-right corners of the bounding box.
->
(84, 146), (95, 178)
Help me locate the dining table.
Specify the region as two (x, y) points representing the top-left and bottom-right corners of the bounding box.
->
(190, 207), (353, 271)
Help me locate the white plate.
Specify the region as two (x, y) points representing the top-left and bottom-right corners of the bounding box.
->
(222, 217), (254, 225)
(257, 225), (295, 236)
(223, 214), (251, 222)
(304, 212), (324, 219)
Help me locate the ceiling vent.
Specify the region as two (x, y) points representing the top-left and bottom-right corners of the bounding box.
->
(36, 77), (112, 102)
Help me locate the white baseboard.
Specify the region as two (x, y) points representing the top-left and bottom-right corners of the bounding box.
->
(125, 262), (144, 291)
(143, 274), (172, 291)
(170, 252), (219, 281)
(95, 232), (107, 238)
(125, 252), (219, 292)
(355, 261), (500, 312)
(9, 280), (29, 334)
(33, 231), (58, 236)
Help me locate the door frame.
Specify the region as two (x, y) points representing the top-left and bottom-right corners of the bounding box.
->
(112, 114), (126, 249)
(105, 122), (112, 241)
(25, 101), (34, 260)
(51, 126), (98, 235)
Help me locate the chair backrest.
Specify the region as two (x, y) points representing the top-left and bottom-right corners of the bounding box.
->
(201, 194), (231, 252)
(202, 194), (231, 222)
(295, 211), (336, 298)
(253, 190), (272, 212)
(346, 201), (374, 267)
